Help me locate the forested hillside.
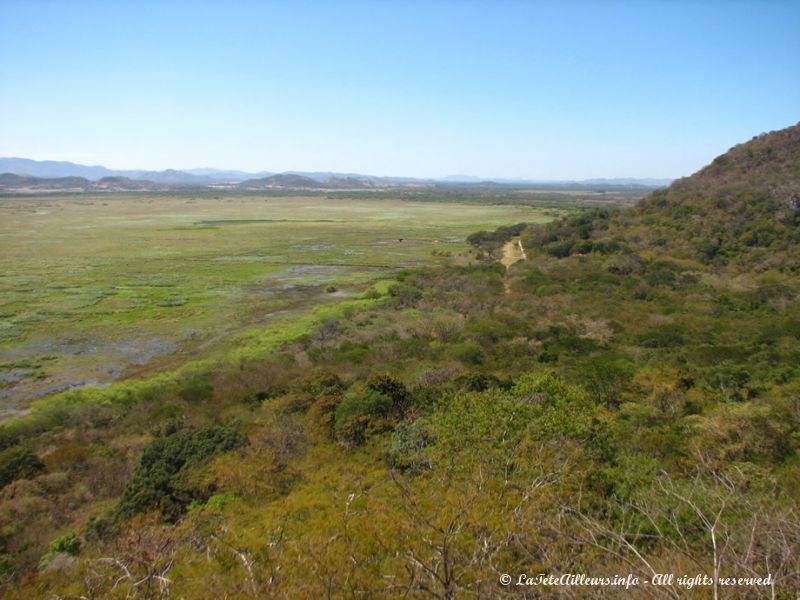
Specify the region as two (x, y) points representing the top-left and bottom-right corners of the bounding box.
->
(2, 125), (799, 598)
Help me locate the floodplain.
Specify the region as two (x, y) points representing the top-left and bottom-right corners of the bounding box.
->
(0, 193), (557, 416)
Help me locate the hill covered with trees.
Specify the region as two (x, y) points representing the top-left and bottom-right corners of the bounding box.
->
(1, 125), (798, 598)
(524, 125), (799, 269)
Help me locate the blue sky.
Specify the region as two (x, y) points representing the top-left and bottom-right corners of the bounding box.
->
(1, 1), (798, 179)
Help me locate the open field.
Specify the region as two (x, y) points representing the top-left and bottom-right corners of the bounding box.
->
(0, 194), (558, 415)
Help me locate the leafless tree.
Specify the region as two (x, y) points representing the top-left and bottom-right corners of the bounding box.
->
(562, 453), (800, 599)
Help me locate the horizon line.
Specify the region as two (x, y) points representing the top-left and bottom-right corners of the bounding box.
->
(0, 156), (678, 183)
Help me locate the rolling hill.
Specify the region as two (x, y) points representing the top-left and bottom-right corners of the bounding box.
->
(0, 173), (170, 192)
(0, 158), (213, 185)
(238, 173), (325, 188)
(521, 123), (800, 271)
(0, 173), (91, 191)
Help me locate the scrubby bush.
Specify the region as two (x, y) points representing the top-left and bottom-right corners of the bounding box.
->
(334, 386), (393, 445)
(637, 324), (685, 348)
(0, 445), (44, 489)
(366, 373), (411, 416)
(39, 532), (80, 570)
(305, 370), (345, 395)
(453, 342), (485, 365)
(332, 375), (412, 445)
(115, 424), (246, 521)
(455, 372), (504, 392)
(385, 420), (434, 474)
(337, 340), (370, 363)
(545, 238), (576, 258)
(176, 375), (214, 403)
(387, 282), (422, 308)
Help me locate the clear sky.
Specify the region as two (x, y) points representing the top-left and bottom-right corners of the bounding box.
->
(1, 0), (798, 179)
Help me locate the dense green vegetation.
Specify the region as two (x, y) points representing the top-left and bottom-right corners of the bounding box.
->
(0, 125), (798, 597)
(114, 424), (247, 521)
(0, 445), (43, 488)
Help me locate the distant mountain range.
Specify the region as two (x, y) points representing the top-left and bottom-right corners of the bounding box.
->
(238, 173), (394, 190)
(0, 158), (217, 185)
(0, 173), (172, 192)
(0, 157), (672, 192)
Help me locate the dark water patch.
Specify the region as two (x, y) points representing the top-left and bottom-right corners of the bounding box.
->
(256, 283), (321, 298)
(0, 368), (37, 388)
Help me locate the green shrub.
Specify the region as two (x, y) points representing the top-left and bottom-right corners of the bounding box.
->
(453, 342), (485, 365)
(334, 386), (393, 445)
(511, 371), (596, 438)
(466, 222), (527, 249)
(646, 267), (677, 287)
(366, 373), (410, 416)
(115, 424), (246, 521)
(337, 341), (369, 364)
(362, 288), (382, 299)
(202, 493), (240, 512)
(455, 372), (503, 392)
(39, 532), (80, 570)
(304, 370), (345, 395)
(0, 445), (44, 488)
(545, 238), (575, 258)
(574, 356), (634, 408)
(701, 362), (754, 402)
(385, 420), (434, 474)
(387, 283), (422, 308)
(176, 376), (214, 403)
(637, 324), (685, 348)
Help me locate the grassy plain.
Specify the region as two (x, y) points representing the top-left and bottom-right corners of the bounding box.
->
(0, 193), (556, 415)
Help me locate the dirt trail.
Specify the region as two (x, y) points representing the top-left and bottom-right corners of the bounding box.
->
(501, 238), (527, 268)
(501, 238), (527, 293)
